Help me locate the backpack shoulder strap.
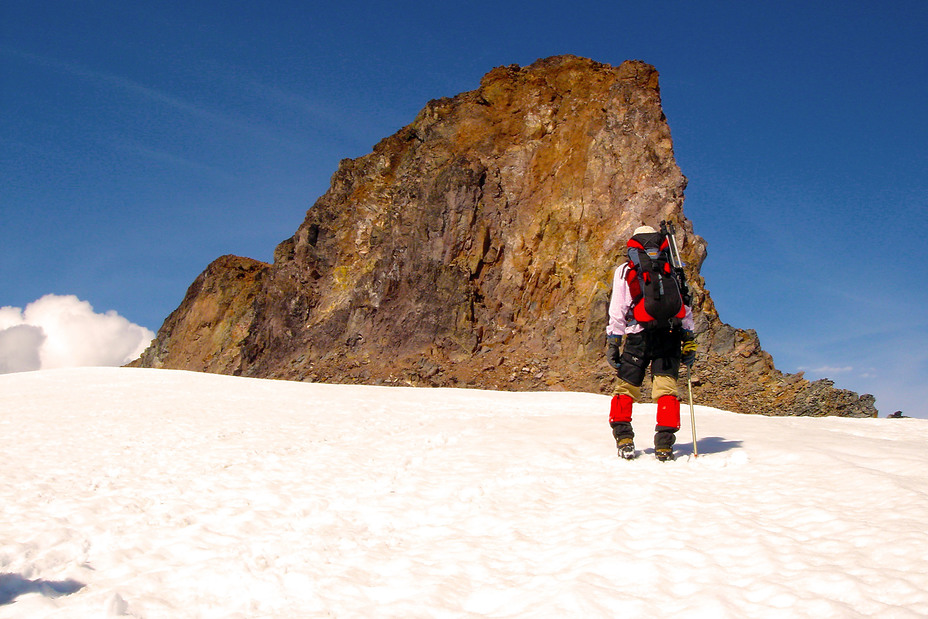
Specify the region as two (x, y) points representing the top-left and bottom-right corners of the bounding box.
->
(624, 259), (643, 304)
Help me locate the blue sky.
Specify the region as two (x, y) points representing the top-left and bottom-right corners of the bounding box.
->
(2, 1), (926, 416)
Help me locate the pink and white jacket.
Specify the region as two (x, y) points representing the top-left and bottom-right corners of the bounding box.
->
(606, 264), (694, 336)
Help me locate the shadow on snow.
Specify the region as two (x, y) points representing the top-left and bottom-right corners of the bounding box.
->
(0, 574), (85, 606)
(678, 436), (743, 456)
(634, 437), (742, 457)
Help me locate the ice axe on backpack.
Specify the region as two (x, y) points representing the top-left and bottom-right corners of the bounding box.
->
(659, 220), (692, 306)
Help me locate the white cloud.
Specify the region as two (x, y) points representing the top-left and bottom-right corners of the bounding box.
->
(0, 295), (154, 374)
(0, 324), (45, 373)
(803, 365), (855, 375)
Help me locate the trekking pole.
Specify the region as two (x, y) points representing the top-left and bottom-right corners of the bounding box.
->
(686, 365), (698, 458)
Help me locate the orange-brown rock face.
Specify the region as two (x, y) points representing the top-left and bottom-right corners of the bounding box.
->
(133, 56), (875, 417)
(131, 255), (269, 374)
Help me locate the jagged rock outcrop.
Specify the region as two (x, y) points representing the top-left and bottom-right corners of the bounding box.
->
(132, 55), (876, 417)
(134, 255), (268, 374)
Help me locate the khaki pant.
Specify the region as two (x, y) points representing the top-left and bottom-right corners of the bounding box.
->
(612, 375), (678, 402)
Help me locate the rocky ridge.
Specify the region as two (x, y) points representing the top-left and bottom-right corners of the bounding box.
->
(132, 56), (876, 418)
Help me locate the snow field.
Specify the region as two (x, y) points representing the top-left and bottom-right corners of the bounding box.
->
(1, 367), (927, 617)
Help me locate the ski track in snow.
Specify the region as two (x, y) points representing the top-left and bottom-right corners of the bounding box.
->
(1, 368), (927, 617)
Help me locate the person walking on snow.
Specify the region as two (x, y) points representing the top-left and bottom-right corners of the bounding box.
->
(606, 225), (697, 461)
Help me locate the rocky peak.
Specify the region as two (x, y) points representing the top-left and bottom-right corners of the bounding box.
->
(132, 55), (876, 418)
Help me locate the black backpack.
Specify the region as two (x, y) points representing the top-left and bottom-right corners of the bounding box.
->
(624, 231), (686, 329)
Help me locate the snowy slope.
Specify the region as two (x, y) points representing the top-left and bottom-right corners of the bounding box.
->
(2, 368), (927, 618)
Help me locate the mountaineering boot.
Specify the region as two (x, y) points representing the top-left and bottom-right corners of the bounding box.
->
(611, 420), (635, 460)
(654, 428), (678, 461)
(616, 437), (636, 460)
(655, 447), (676, 462)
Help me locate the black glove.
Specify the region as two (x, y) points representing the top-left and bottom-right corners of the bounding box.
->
(681, 330), (697, 367)
(606, 334), (623, 371)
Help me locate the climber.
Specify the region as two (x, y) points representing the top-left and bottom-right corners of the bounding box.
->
(606, 225), (697, 461)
